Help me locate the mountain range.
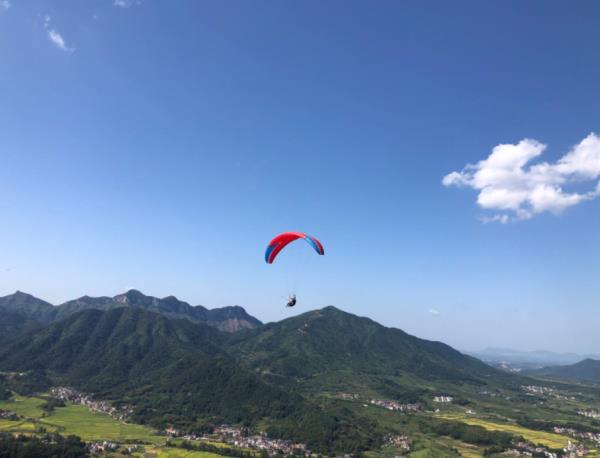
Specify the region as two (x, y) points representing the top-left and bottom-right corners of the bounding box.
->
(466, 347), (600, 370)
(0, 290), (261, 339)
(0, 290), (524, 452)
(527, 358), (600, 384)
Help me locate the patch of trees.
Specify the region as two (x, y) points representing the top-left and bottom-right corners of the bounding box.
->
(419, 418), (517, 449)
(42, 398), (65, 413)
(0, 371), (52, 396)
(0, 388), (11, 401)
(0, 432), (88, 458)
(516, 417), (600, 434)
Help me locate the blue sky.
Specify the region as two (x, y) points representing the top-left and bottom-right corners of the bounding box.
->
(1, 1), (599, 353)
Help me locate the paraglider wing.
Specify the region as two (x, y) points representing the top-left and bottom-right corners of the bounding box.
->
(265, 232), (325, 264)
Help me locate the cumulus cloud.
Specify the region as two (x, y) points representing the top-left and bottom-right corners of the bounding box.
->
(429, 309), (441, 316)
(443, 133), (600, 222)
(1, 0), (10, 10)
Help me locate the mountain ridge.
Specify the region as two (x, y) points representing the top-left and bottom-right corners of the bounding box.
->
(0, 289), (261, 334)
(226, 305), (515, 400)
(528, 358), (600, 384)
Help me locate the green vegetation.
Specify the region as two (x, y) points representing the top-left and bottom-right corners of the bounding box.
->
(0, 307), (384, 452)
(0, 395), (163, 444)
(39, 404), (163, 443)
(0, 395), (46, 418)
(438, 413), (568, 449)
(531, 358), (600, 384)
(0, 432), (88, 457)
(146, 447), (227, 458)
(227, 306), (508, 387)
(2, 300), (600, 455)
(0, 289), (262, 336)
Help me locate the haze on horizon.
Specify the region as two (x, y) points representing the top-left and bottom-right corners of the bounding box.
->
(1, 1), (599, 354)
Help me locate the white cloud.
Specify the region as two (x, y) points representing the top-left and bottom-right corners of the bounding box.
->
(47, 29), (74, 53)
(443, 133), (600, 222)
(479, 214), (510, 224)
(114, 0), (141, 8)
(429, 309), (441, 316)
(1, 0), (11, 10)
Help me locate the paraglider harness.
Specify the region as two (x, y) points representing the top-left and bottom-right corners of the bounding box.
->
(286, 294), (297, 307)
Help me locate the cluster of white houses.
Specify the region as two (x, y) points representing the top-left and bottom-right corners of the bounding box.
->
(50, 386), (133, 422)
(88, 441), (118, 453)
(554, 426), (600, 446)
(383, 433), (410, 451)
(0, 409), (18, 420)
(577, 409), (600, 419)
(369, 399), (421, 412)
(167, 425), (310, 455)
(521, 385), (555, 396)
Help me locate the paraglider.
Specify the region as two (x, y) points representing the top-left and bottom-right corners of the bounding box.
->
(286, 294), (297, 307)
(264, 232), (324, 264)
(264, 232), (325, 308)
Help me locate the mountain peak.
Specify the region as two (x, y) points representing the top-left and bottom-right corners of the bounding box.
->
(113, 289), (147, 304)
(321, 305), (342, 313)
(0, 291), (53, 306)
(12, 290), (41, 300)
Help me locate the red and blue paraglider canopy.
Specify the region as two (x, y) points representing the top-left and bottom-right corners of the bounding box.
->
(264, 232), (325, 264)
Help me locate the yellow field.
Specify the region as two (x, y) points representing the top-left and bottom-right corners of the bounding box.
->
(0, 419), (45, 434)
(140, 446), (227, 458)
(437, 414), (569, 449)
(437, 436), (482, 458)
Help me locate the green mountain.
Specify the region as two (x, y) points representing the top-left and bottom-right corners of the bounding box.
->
(0, 307), (377, 453)
(227, 306), (513, 399)
(0, 305), (43, 346)
(0, 291), (56, 324)
(0, 290), (262, 334)
(530, 358), (600, 384)
(0, 303), (529, 452)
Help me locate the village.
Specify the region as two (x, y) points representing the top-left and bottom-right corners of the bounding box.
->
(369, 398), (422, 412)
(522, 385), (556, 396)
(165, 424), (310, 455)
(0, 409), (19, 421)
(383, 433), (411, 452)
(577, 409), (600, 419)
(509, 440), (588, 458)
(521, 385), (576, 402)
(334, 392), (422, 413)
(50, 386), (133, 422)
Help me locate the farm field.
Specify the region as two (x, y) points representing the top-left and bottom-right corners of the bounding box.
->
(437, 413), (570, 449)
(39, 404), (164, 443)
(140, 446), (227, 458)
(0, 395), (164, 445)
(0, 395), (45, 418)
